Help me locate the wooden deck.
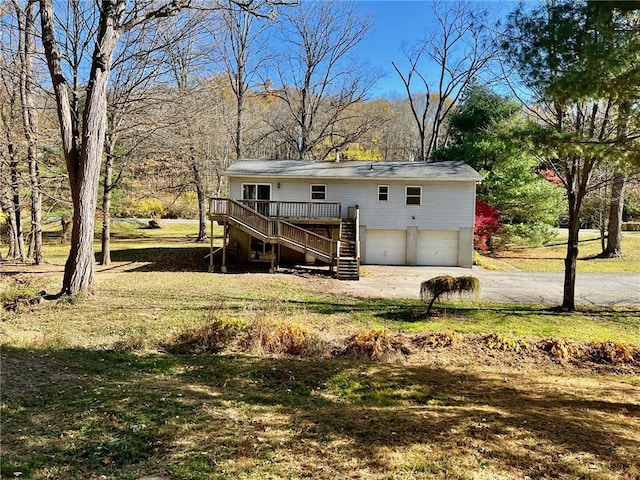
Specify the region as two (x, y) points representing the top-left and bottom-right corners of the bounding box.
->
(209, 198), (359, 279)
(210, 199), (342, 224)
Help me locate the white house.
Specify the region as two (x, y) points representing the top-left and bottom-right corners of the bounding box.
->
(209, 158), (482, 279)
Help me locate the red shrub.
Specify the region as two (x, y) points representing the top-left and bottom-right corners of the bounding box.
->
(475, 199), (501, 252)
(539, 168), (564, 186)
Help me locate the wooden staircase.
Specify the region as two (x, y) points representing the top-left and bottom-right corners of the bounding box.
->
(336, 219), (360, 280)
(210, 198), (360, 280)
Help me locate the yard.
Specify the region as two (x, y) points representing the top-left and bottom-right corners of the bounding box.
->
(1, 221), (639, 479)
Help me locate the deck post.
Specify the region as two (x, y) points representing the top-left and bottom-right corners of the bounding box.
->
(269, 243), (275, 273)
(208, 219), (214, 272)
(221, 222), (228, 273)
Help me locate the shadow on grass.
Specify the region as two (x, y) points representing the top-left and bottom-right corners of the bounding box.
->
(212, 294), (640, 325)
(101, 246), (210, 272)
(2, 346), (638, 479)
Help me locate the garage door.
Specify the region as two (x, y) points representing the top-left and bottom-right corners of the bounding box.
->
(417, 231), (458, 266)
(365, 230), (406, 265)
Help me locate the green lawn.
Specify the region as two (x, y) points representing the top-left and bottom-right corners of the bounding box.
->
(481, 231), (640, 273)
(1, 221), (639, 480)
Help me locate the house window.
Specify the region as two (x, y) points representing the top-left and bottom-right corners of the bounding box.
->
(311, 184), (326, 200)
(378, 185), (389, 203)
(405, 186), (422, 205)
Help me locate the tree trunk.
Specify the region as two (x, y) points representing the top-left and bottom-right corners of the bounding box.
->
(100, 142), (114, 265)
(28, 157), (43, 264)
(562, 210), (580, 311)
(561, 163), (584, 312)
(191, 160), (207, 242)
(40, 0), (122, 295)
(235, 85), (244, 160)
(602, 172), (625, 257)
(602, 99), (630, 258)
(4, 121), (26, 261)
(9, 159), (25, 261)
(17, 0), (44, 264)
(0, 193), (21, 259)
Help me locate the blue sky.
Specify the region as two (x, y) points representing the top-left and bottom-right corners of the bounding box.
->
(350, 1), (519, 98)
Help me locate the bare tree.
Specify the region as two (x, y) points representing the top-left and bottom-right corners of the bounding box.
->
(39, 0), (197, 295)
(13, 0), (44, 264)
(266, 0), (380, 160)
(216, 0), (271, 160)
(40, 0), (289, 292)
(0, 10), (26, 262)
(161, 11), (219, 242)
(101, 20), (189, 265)
(392, 0), (496, 161)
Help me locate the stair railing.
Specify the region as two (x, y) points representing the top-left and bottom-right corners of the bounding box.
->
(211, 198), (338, 261)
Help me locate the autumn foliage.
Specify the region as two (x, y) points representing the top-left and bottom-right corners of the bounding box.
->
(474, 198), (501, 252)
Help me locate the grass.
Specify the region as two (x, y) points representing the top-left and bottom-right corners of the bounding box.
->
(1, 221), (639, 479)
(482, 231), (640, 273)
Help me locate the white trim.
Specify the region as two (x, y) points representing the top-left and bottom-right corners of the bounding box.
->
(405, 185), (422, 206)
(310, 184), (327, 200)
(377, 184), (389, 203)
(241, 182), (272, 200)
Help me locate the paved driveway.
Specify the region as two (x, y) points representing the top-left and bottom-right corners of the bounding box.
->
(342, 266), (640, 307)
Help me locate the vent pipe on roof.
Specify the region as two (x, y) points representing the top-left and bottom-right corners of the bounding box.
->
(335, 148), (340, 163)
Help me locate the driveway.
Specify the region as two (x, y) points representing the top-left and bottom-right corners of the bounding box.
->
(341, 266), (640, 307)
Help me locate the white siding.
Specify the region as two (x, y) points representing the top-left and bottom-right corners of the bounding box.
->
(228, 177), (476, 231)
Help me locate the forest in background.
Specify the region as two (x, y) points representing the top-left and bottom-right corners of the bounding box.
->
(1, 0), (639, 309)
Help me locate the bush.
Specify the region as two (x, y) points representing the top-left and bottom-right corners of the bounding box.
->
(414, 331), (460, 349)
(495, 223), (558, 248)
(474, 199), (501, 252)
(484, 333), (528, 353)
(245, 318), (323, 357)
(539, 338), (576, 359)
(341, 328), (399, 360)
(420, 275), (480, 316)
(165, 318), (241, 354)
(588, 341), (637, 365)
(622, 222), (640, 232)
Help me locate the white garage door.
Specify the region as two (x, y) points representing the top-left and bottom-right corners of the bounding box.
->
(417, 231), (458, 266)
(365, 230), (406, 265)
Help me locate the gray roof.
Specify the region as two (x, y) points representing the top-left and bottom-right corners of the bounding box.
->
(225, 159), (483, 182)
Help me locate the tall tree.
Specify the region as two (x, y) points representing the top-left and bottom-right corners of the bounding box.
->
(217, 0), (270, 160)
(504, 0), (640, 310)
(266, 0), (380, 160)
(39, 0), (194, 295)
(13, 0), (44, 264)
(40, 0), (287, 294)
(392, 0), (496, 161)
(101, 16), (198, 264)
(0, 7), (26, 262)
(162, 11), (217, 242)
(433, 85), (565, 245)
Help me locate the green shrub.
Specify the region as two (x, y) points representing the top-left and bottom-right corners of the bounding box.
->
(496, 223), (558, 248)
(622, 222), (640, 232)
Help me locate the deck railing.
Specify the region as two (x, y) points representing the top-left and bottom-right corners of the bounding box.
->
(209, 198), (338, 261)
(278, 221), (338, 259)
(237, 200), (342, 220)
